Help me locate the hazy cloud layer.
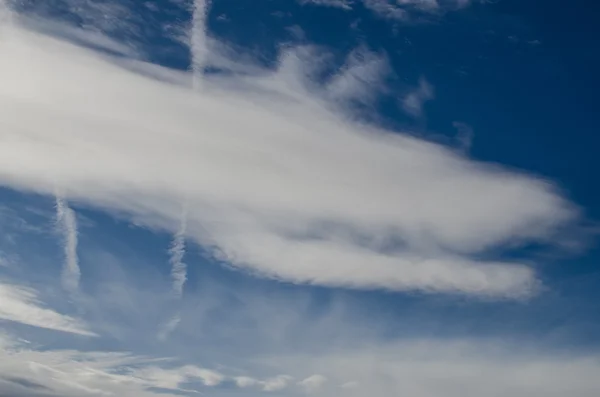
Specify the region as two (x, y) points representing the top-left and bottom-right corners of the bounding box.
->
(1, 330), (600, 397)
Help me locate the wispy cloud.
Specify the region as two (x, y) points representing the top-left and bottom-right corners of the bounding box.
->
(311, 0), (478, 20)
(157, 313), (181, 341)
(0, 333), (300, 396)
(298, 0), (354, 10)
(0, 282), (94, 335)
(55, 196), (81, 295)
(262, 375), (293, 391)
(402, 76), (434, 117)
(261, 339), (600, 397)
(0, 5), (583, 299)
(452, 121), (474, 153)
(3, 329), (600, 397)
(298, 374), (328, 392)
(190, 0), (210, 89)
(169, 209), (188, 299)
(326, 48), (390, 106)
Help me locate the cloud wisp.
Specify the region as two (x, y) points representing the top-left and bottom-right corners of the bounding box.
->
(2, 326), (600, 397)
(402, 76), (434, 117)
(169, 208), (188, 299)
(0, 283), (94, 336)
(303, 0), (480, 20)
(55, 196), (81, 295)
(190, 0), (210, 90)
(159, 206), (188, 341)
(0, 4), (583, 299)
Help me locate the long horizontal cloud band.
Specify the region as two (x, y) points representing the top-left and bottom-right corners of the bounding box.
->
(0, 19), (579, 298)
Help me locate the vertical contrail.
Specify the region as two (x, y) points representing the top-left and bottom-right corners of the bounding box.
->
(169, 207), (188, 299)
(159, 207), (187, 340)
(157, 0), (209, 340)
(190, 0), (210, 90)
(55, 196), (81, 295)
(158, 313), (181, 341)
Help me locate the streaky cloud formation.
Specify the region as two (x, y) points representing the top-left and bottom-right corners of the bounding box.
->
(55, 196), (81, 295)
(2, 328), (600, 397)
(0, 282), (94, 336)
(303, 0), (478, 20)
(169, 208), (188, 299)
(190, 0), (209, 89)
(0, 9), (582, 298)
(266, 339), (600, 397)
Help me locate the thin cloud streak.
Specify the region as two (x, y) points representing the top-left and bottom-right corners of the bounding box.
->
(190, 0), (210, 90)
(0, 283), (94, 336)
(169, 208), (188, 299)
(55, 196), (80, 295)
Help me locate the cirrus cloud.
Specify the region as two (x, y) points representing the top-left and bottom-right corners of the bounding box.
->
(0, 3), (583, 299)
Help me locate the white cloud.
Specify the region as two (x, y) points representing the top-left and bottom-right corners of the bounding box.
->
(4, 330), (598, 397)
(169, 209), (187, 299)
(402, 76), (434, 117)
(0, 333), (293, 396)
(132, 365), (225, 389)
(298, 0), (354, 10)
(55, 196), (81, 295)
(0, 282), (95, 336)
(326, 48), (390, 106)
(0, 334), (225, 396)
(318, 0), (477, 20)
(234, 376), (261, 388)
(262, 340), (600, 397)
(157, 314), (181, 341)
(0, 8), (582, 299)
(190, 0), (209, 90)
(262, 375), (293, 391)
(298, 374), (328, 392)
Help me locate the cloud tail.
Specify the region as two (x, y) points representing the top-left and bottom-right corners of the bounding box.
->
(169, 207), (188, 299)
(157, 313), (181, 341)
(55, 196), (81, 295)
(190, 0), (210, 90)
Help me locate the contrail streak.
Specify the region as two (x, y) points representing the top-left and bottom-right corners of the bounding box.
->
(157, 313), (181, 341)
(169, 208), (188, 299)
(55, 196), (81, 295)
(190, 0), (210, 90)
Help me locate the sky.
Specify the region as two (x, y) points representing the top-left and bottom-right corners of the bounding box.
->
(0, 0), (599, 396)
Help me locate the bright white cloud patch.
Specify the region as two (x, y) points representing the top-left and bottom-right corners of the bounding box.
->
(0, 282), (94, 336)
(0, 11), (581, 298)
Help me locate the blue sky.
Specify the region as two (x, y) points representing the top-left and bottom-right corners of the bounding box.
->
(0, 0), (599, 396)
